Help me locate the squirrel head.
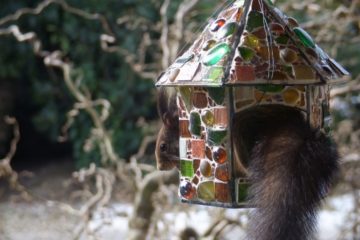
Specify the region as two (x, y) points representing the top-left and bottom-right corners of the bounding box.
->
(155, 88), (180, 170)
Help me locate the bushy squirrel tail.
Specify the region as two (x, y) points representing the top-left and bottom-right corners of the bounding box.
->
(243, 106), (339, 240)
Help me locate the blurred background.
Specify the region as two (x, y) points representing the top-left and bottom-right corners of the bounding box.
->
(0, 0), (359, 239)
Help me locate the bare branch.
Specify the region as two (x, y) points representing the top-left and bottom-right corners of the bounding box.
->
(0, 117), (31, 200)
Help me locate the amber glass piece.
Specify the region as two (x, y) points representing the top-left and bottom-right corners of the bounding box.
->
(236, 99), (255, 109)
(179, 87), (192, 111)
(243, 34), (260, 49)
(192, 176), (199, 185)
(235, 65), (256, 81)
(252, 27), (266, 39)
(214, 107), (228, 127)
(283, 88), (300, 105)
(206, 147), (213, 160)
(211, 19), (226, 32)
(280, 48), (298, 63)
(251, 0), (261, 11)
(270, 71), (288, 81)
(200, 160), (212, 177)
(287, 17), (299, 28)
(191, 139), (206, 159)
(179, 120), (191, 138)
(202, 110), (215, 126)
(180, 181), (195, 200)
(168, 68), (180, 82)
(215, 182), (231, 203)
(293, 65), (316, 80)
(235, 7), (244, 21)
(271, 23), (285, 34)
(215, 163), (230, 181)
(197, 181), (215, 201)
(213, 147), (227, 164)
(203, 40), (217, 51)
(193, 159), (201, 173)
(192, 92), (208, 109)
(257, 46), (280, 61)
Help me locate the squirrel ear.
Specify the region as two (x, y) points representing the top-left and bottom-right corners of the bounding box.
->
(163, 112), (178, 128)
(157, 87), (170, 120)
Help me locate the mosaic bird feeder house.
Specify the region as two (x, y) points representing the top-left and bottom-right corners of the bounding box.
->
(156, 0), (349, 208)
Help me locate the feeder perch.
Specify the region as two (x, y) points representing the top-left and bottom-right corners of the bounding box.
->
(156, 0), (349, 208)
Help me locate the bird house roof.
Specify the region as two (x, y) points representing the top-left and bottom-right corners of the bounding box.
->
(156, 0), (349, 87)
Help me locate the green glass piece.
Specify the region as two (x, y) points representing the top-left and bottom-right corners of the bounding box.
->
(217, 22), (238, 39)
(189, 112), (202, 136)
(276, 35), (289, 45)
(207, 87), (225, 105)
(203, 43), (231, 66)
(207, 128), (227, 146)
(256, 85), (285, 93)
(266, 0), (274, 6)
(202, 110), (215, 126)
(237, 182), (249, 202)
(205, 67), (224, 83)
(180, 160), (195, 178)
(246, 11), (265, 32)
(293, 27), (316, 48)
(238, 46), (255, 61)
(197, 181), (215, 201)
(179, 87), (192, 111)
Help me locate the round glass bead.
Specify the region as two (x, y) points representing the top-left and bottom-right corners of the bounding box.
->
(213, 147), (227, 164)
(180, 181), (195, 200)
(202, 110), (215, 126)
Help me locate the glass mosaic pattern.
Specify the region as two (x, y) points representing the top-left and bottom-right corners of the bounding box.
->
(156, 0), (349, 87)
(156, 0), (348, 208)
(177, 87), (248, 207)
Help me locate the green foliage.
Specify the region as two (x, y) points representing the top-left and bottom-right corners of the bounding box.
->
(0, 0), (227, 168)
(0, 0), (358, 167)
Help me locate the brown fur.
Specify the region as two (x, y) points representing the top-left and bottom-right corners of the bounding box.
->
(155, 91), (339, 240)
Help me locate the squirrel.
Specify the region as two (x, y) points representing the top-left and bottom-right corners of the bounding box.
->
(155, 87), (339, 240)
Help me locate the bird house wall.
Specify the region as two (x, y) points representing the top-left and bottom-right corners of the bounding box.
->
(177, 86), (246, 207)
(175, 84), (330, 207)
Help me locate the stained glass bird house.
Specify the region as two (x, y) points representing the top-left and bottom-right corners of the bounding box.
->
(156, 0), (349, 208)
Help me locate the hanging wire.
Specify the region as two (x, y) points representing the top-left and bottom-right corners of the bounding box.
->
(259, 0), (275, 81)
(175, 0), (235, 59)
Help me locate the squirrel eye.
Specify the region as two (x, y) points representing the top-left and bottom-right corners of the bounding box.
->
(160, 143), (168, 152)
